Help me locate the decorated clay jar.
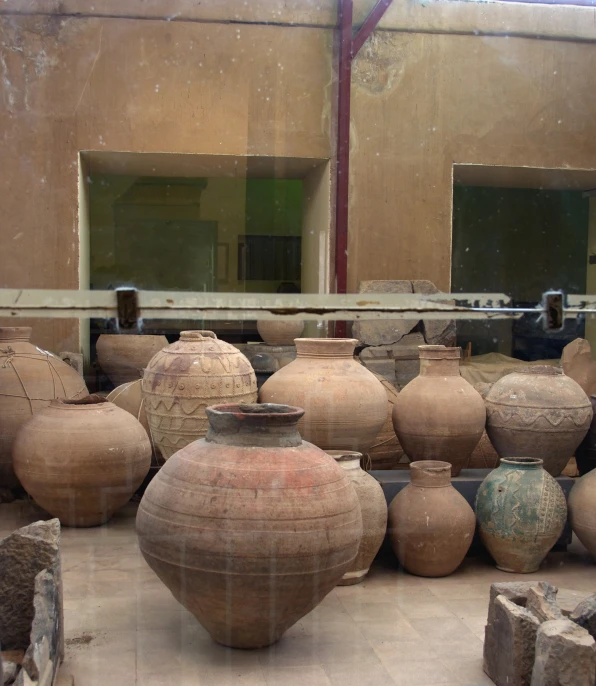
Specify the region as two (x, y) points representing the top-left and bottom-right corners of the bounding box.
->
(142, 331), (257, 460)
(475, 457), (567, 573)
(0, 327), (88, 488)
(13, 395), (151, 527)
(568, 469), (596, 560)
(388, 461), (475, 577)
(485, 366), (591, 477)
(137, 403), (362, 649)
(257, 320), (304, 346)
(259, 338), (387, 452)
(96, 334), (167, 387)
(392, 346), (486, 476)
(327, 451), (387, 584)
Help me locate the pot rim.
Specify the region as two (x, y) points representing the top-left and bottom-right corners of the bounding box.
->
(179, 330), (218, 341)
(206, 403), (305, 423)
(516, 365), (562, 376)
(51, 394), (109, 409)
(326, 450), (363, 462)
(500, 457), (544, 467)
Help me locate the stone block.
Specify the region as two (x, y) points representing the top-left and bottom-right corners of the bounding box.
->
(484, 594), (541, 686)
(395, 359), (419, 389)
(57, 353), (84, 377)
(359, 333), (425, 361)
(412, 280), (456, 346)
(526, 583), (563, 623)
(530, 619), (596, 686)
(571, 594), (596, 640)
(360, 359), (396, 384)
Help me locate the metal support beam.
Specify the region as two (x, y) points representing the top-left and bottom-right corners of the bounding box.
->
(352, 0), (393, 58)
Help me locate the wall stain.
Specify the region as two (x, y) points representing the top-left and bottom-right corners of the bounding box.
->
(352, 32), (412, 95)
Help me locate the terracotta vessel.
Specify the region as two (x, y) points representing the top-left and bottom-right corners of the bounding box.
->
(467, 382), (499, 469)
(327, 450), (387, 584)
(142, 331), (257, 460)
(366, 374), (407, 470)
(391, 346), (486, 476)
(574, 394), (596, 476)
(0, 327), (88, 488)
(137, 403), (362, 649)
(96, 334), (167, 386)
(107, 379), (158, 462)
(485, 366), (591, 477)
(475, 457), (567, 573)
(13, 395), (151, 527)
(257, 320), (304, 346)
(388, 461), (475, 577)
(259, 338), (387, 452)
(568, 469), (596, 559)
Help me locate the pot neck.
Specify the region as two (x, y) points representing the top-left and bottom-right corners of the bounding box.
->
(418, 345), (461, 377)
(205, 403), (303, 447)
(410, 460), (452, 488)
(499, 457), (544, 470)
(179, 330), (218, 343)
(295, 338), (357, 359)
(326, 450), (363, 472)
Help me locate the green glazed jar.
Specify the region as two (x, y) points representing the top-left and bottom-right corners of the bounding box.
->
(475, 457), (567, 573)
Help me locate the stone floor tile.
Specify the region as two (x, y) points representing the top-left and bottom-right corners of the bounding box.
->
(137, 628), (184, 674)
(408, 616), (479, 644)
(262, 665), (332, 686)
(371, 639), (440, 663)
(460, 615), (488, 640)
(395, 597), (456, 619)
(355, 618), (422, 643)
(440, 657), (495, 685)
(445, 598), (492, 619)
(382, 658), (459, 685)
(338, 598), (411, 623)
(322, 656), (396, 685)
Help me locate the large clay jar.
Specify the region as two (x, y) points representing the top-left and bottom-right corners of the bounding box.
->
(257, 320), (304, 346)
(13, 395), (151, 527)
(136, 403), (362, 649)
(568, 469), (596, 560)
(107, 380), (158, 463)
(484, 366), (591, 477)
(0, 327), (88, 488)
(366, 374), (407, 470)
(475, 457), (567, 573)
(388, 461), (475, 577)
(142, 331), (257, 460)
(259, 338), (387, 452)
(327, 450), (387, 585)
(96, 334), (167, 387)
(574, 394), (596, 476)
(391, 345), (486, 476)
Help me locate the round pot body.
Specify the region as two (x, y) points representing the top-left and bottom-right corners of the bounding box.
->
(259, 338), (387, 452)
(107, 380), (158, 463)
(257, 320), (304, 346)
(391, 346), (486, 476)
(13, 396), (151, 527)
(327, 451), (387, 585)
(136, 404), (362, 649)
(575, 394), (596, 476)
(142, 331), (257, 460)
(388, 461), (475, 577)
(475, 457), (567, 573)
(0, 327), (88, 488)
(96, 334), (167, 387)
(366, 374), (407, 470)
(485, 366), (592, 477)
(568, 469), (596, 559)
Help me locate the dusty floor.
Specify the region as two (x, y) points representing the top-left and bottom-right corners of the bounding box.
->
(1, 500), (594, 686)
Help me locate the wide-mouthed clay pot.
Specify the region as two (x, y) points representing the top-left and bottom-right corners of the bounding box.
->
(568, 468), (596, 560)
(259, 338), (387, 452)
(96, 334), (168, 387)
(137, 403), (362, 649)
(13, 395), (151, 526)
(485, 366), (591, 477)
(0, 327), (88, 488)
(257, 320), (304, 346)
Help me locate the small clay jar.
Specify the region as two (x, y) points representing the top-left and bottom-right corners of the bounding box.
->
(13, 395), (151, 527)
(392, 346), (486, 476)
(257, 320), (304, 346)
(568, 468), (596, 560)
(96, 334), (168, 387)
(327, 451), (387, 585)
(475, 457), (567, 573)
(485, 366), (591, 477)
(388, 461), (475, 577)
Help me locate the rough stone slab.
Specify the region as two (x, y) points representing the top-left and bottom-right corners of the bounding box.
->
(484, 594), (541, 686)
(412, 280), (456, 346)
(352, 280), (418, 345)
(1, 657), (19, 685)
(395, 359), (420, 389)
(530, 619), (596, 686)
(526, 583), (563, 623)
(571, 594), (596, 640)
(360, 358), (396, 383)
(0, 521), (61, 652)
(359, 332), (425, 361)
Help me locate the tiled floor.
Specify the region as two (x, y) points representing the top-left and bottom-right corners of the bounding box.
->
(1, 500), (594, 686)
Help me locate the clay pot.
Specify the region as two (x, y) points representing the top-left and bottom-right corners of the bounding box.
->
(13, 395), (151, 527)
(388, 461), (475, 577)
(327, 451), (387, 585)
(0, 327), (88, 488)
(485, 366), (592, 477)
(257, 320), (304, 346)
(96, 334), (167, 387)
(365, 374), (407, 470)
(391, 346), (486, 476)
(475, 457), (567, 573)
(136, 403), (362, 649)
(574, 394), (596, 476)
(568, 469), (596, 560)
(259, 338), (387, 452)
(142, 331), (257, 460)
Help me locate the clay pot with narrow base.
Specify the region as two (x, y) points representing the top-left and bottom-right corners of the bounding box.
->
(13, 395), (151, 527)
(136, 404), (362, 649)
(259, 338), (387, 452)
(485, 366), (591, 477)
(96, 334), (168, 387)
(388, 461), (475, 577)
(475, 457), (567, 573)
(568, 469), (596, 560)
(142, 331), (257, 460)
(391, 346), (486, 476)
(0, 327), (88, 488)
(257, 320), (304, 346)
(327, 451), (387, 585)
